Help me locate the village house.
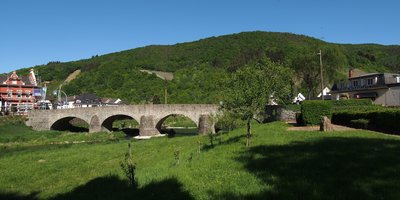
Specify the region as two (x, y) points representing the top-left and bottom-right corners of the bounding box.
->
(101, 98), (127, 106)
(0, 69), (43, 114)
(55, 93), (127, 109)
(70, 93), (102, 108)
(331, 70), (400, 106)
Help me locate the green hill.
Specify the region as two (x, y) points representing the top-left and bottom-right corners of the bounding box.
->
(17, 31), (400, 103)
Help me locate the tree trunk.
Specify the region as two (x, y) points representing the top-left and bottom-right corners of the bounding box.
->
(246, 117), (251, 147)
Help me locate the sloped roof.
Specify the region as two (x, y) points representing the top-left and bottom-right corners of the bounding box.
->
(0, 74), (36, 86)
(21, 76), (35, 85)
(76, 93), (99, 101)
(0, 75), (7, 83)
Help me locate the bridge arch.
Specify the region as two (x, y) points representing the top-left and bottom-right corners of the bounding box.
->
(156, 114), (198, 129)
(51, 116), (90, 132)
(100, 114), (140, 134)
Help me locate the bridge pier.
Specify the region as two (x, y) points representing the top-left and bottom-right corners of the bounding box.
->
(198, 114), (215, 134)
(89, 115), (102, 133)
(139, 115), (160, 136)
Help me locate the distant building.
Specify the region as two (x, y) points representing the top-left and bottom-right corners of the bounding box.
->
(101, 98), (127, 106)
(293, 93), (306, 104)
(317, 87), (332, 100)
(72, 93), (102, 108)
(52, 93), (128, 109)
(331, 70), (400, 106)
(0, 69), (43, 114)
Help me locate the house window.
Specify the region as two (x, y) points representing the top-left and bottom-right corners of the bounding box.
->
(12, 81), (17, 85)
(340, 82), (346, 89)
(26, 91), (31, 98)
(7, 90), (12, 98)
(17, 90), (22, 98)
(367, 78), (374, 85)
(374, 77), (378, 84)
(397, 77), (400, 83)
(352, 80), (360, 87)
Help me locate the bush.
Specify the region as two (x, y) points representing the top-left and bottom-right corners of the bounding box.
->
(349, 119), (369, 129)
(284, 104), (301, 112)
(215, 112), (246, 132)
(332, 109), (400, 133)
(0, 116), (27, 126)
(369, 110), (400, 132)
(301, 100), (332, 125)
(120, 143), (138, 189)
(295, 112), (304, 126)
(331, 99), (372, 107)
(335, 105), (385, 113)
(331, 111), (369, 126)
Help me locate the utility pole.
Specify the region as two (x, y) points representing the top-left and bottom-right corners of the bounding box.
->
(164, 88), (168, 104)
(318, 50), (324, 100)
(164, 80), (168, 104)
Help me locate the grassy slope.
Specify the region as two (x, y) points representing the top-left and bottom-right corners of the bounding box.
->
(1, 122), (400, 199)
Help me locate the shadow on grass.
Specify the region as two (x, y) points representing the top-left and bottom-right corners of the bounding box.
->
(213, 137), (400, 200)
(0, 176), (194, 200)
(0, 191), (39, 200)
(202, 134), (243, 151)
(115, 128), (139, 138)
(162, 128), (199, 138)
(52, 175), (194, 200)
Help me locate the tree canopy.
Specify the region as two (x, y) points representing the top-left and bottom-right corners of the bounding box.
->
(222, 58), (292, 146)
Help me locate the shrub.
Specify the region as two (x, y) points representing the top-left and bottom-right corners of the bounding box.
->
(349, 119), (369, 129)
(369, 110), (400, 132)
(332, 109), (400, 133)
(301, 100), (332, 125)
(295, 112), (304, 126)
(331, 99), (372, 107)
(334, 105), (385, 113)
(215, 112), (246, 132)
(331, 111), (369, 126)
(284, 104), (301, 112)
(120, 143), (138, 189)
(0, 116), (27, 126)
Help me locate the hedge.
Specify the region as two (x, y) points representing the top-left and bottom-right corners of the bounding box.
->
(301, 100), (332, 125)
(300, 99), (376, 125)
(332, 110), (400, 133)
(331, 99), (372, 107)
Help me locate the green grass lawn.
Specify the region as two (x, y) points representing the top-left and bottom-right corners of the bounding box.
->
(1, 121), (400, 199)
(0, 123), (125, 146)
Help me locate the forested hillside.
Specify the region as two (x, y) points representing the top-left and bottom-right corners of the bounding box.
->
(16, 31), (400, 103)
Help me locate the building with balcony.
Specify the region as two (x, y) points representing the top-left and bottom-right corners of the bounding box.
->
(0, 69), (43, 114)
(331, 71), (400, 106)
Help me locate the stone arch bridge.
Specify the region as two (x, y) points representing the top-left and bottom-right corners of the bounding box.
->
(26, 104), (219, 136)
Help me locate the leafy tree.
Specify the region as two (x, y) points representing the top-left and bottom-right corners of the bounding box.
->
(223, 58), (292, 147)
(293, 53), (319, 98)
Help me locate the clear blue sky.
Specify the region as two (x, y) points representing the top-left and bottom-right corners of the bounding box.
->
(1, 0), (399, 73)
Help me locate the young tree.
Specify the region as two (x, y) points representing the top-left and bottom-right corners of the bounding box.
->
(223, 58), (292, 147)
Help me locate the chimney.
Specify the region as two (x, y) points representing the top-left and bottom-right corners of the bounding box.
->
(348, 69), (353, 78)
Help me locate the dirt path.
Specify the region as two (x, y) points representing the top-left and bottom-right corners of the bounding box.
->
(140, 70), (174, 81)
(287, 123), (356, 131)
(64, 69), (81, 84)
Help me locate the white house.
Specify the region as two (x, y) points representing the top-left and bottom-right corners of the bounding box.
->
(317, 87), (331, 99)
(293, 93), (306, 104)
